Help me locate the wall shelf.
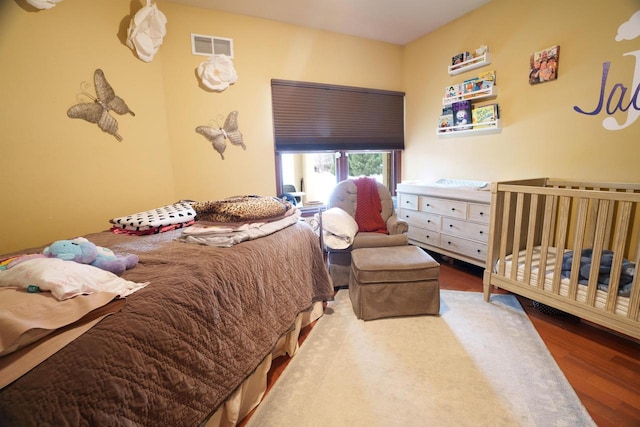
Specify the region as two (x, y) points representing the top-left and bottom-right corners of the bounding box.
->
(443, 85), (498, 105)
(438, 46), (501, 136)
(437, 119), (502, 137)
(448, 52), (492, 76)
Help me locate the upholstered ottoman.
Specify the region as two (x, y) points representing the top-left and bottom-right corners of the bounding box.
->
(349, 246), (440, 320)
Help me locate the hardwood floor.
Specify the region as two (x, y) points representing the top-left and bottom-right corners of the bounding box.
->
(240, 255), (640, 427)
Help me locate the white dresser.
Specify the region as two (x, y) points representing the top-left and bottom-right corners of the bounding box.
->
(396, 182), (491, 267)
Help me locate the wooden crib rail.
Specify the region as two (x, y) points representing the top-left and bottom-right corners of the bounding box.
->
(483, 178), (640, 340)
(488, 179), (640, 255)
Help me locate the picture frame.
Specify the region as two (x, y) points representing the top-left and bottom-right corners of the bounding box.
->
(529, 45), (559, 85)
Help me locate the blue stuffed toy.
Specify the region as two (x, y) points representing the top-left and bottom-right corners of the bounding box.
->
(43, 237), (138, 275)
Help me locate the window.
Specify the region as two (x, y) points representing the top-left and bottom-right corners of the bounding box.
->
(278, 150), (401, 206)
(272, 80), (404, 206)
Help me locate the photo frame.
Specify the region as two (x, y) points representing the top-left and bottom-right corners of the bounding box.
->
(529, 45), (559, 85)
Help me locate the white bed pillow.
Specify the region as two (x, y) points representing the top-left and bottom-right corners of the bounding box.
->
(0, 258), (148, 300)
(321, 207), (359, 250)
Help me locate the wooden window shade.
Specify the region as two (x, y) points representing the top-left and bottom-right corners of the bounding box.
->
(271, 79), (405, 152)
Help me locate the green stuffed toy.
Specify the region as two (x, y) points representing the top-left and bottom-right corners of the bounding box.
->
(43, 237), (138, 275)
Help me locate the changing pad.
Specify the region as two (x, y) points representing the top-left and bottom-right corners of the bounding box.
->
(434, 178), (488, 189)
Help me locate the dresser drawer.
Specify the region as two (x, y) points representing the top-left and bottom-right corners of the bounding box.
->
(440, 234), (487, 261)
(407, 226), (441, 246)
(441, 217), (489, 243)
(398, 193), (419, 211)
(399, 208), (440, 231)
(396, 186), (490, 268)
(468, 203), (490, 224)
(419, 197), (466, 219)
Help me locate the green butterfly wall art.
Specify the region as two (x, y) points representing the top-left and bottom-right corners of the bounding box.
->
(67, 69), (135, 141)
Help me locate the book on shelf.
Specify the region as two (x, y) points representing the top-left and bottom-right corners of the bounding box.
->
(477, 70), (496, 85)
(451, 52), (469, 70)
(443, 71), (495, 102)
(452, 101), (472, 130)
(462, 78), (480, 98)
(472, 103), (499, 129)
(472, 45), (488, 58)
(468, 70), (496, 94)
(444, 84), (461, 100)
(450, 46), (488, 71)
(438, 105), (454, 132)
(488, 102), (500, 119)
(479, 80), (494, 91)
(438, 114), (454, 133)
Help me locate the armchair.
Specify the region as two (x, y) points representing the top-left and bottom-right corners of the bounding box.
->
(325, 178), (408, 287)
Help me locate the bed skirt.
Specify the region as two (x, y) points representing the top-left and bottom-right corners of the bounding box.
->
(204, 301), (325, 427)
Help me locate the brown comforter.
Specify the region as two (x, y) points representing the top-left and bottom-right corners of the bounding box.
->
(0, 221), (333, 426)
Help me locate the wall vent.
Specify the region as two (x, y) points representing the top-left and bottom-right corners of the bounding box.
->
(191, 34), (234, 57)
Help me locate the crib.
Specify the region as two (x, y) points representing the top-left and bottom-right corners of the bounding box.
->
(483, 178), (640, 340)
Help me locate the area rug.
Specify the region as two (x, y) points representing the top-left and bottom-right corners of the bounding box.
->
(247, 290), (595, 427)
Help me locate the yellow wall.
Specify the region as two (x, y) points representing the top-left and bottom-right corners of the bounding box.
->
(0, 0), (402, 253)
(0, 1), (174, 253)
(1, 0), (638, 254)
(158, 2), (402, 200)
(403, 0), (640, 183)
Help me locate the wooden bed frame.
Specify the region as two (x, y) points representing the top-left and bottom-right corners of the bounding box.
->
(483, 178), (640, 340)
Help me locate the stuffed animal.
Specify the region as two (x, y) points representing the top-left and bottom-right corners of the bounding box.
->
(90, 243), (138, 275)
(42, 238), (97, 264)
(43, 237), (138, 275)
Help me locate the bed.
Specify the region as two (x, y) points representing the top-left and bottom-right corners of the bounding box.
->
(0, 209), (334, 426)
(483, 178), (640, 340)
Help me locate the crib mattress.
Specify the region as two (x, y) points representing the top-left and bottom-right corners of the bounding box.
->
(498, 247), (630, 316)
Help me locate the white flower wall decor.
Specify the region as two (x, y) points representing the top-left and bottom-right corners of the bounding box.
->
(26, 0), (62, 9)
(126, 0), (167, 62)
(197, 54), (238, 91)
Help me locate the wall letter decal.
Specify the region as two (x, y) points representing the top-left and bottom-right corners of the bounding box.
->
(573, 11), (640, 130)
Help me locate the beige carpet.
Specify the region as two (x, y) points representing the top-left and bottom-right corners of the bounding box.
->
(247, 290), (595, 427)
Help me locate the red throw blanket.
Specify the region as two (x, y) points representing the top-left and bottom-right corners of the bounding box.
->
(354, 177), (388, 234)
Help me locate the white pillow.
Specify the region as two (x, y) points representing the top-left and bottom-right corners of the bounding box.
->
(0, 258), (148, 301)
(321, 207), (359, 250)
(110, 202), (196, 231)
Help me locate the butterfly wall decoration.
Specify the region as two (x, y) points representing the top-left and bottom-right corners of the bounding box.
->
(67, 69), (135, 142)
(196, 111), (246, 160)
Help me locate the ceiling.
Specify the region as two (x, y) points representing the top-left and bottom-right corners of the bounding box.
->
(166, 0), (491, 45)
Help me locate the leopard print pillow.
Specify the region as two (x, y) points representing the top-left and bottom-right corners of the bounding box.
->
(193, 196), (292, 223)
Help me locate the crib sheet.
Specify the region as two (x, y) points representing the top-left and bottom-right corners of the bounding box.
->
(499, 247), (630, 316)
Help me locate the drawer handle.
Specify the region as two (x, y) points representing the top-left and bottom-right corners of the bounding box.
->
(480, 212), (484, 216)
(447, 241), (452, 245)
(477, 249), (481, 253)
(405, 200), (411, 204)
(427, 220), (431, 223)
(426, 203), (430, 207)
(451, 208), (455, 211)
(449, 224), (453, 228)
(479, 231), (483, 234)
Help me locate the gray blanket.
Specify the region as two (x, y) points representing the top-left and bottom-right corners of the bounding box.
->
(561, 248), (635, 297)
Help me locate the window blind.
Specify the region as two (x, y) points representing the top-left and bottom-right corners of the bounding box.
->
(271, 79), (405, 152)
